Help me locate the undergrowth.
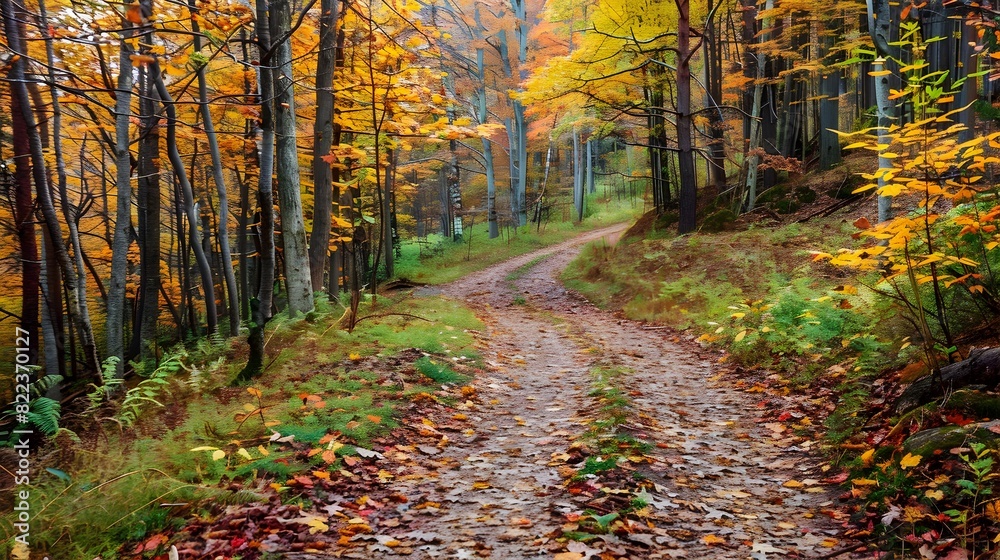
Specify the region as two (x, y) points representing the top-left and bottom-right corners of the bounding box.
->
(0, 291), (483, 559)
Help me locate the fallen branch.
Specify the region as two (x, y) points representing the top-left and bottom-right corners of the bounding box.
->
(811, 540), (868, 559)
(351, 313), (432, 327)
(895, 347), (1000, 414)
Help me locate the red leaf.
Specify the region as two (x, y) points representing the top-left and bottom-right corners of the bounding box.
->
(821, 472), (849, 484)
(134, 534), (167, 554)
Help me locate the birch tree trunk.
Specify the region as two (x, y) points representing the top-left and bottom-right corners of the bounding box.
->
(270, 0), (314, 314)
(107, 10), (135, 377)
(867, 0), (894, 222)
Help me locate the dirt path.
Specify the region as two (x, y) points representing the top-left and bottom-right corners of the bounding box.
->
(332, 225), (858, 559)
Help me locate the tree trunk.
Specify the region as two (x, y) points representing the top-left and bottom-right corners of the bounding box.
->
(676, 0), (697, 234)
(573, 127), (583, 222)
(703, 3), (727, 191)
(741, 0), (769, 213)
(191, 0), (240, 336)
(270, 0), (314, 314)
(150, 64), (218, 334)
(9, 49), (39, 367)
(818, 22), (842, 170)
(381, 148), (395, 279)
(39, 241), (61, 377)
(3, 0), (100, 377)
(39, 0), (94, 377)
(309, 0), (340, 292)
(586, 139), (595, 195)
(239, 0), (277, 382)
(135, 62), (161, 361)
(867, 0), (894, 222)
(106, 10), (135, 377)
(472, 6), (499, 239)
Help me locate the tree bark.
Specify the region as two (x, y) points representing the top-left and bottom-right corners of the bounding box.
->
(106, 9), (135, 377)
(3, 0), (100, 377)
(703, 2), (726, 191)
(39, 0), (94, 377)
(867, 0), (894, 222)
(309, 0), (340, 292)
(150, 64), (219, 334)
(573, 127), (583, 222)
(270, 0), (314, 314)
(135, 61), (161, 361)
(896, 348), (1000, 414)
(191, 0), (240, 336)
(676, 0), (697, 234)
(819, 26), (842, 170)
(239, 0), (277, 382)
(9, 48), (39, 367)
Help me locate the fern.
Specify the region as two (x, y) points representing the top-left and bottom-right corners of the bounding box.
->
(204, 488), (267, 506)
(26, 398), (61, 435)
(30, 374), (63, 398)
(117, 352), (183, 427)
(86, 356), (123, 413)
(0, 373), (64, 444)
(1, 397), (62, 445)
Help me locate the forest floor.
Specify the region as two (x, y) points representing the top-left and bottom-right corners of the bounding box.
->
(237, 224), (866, 560)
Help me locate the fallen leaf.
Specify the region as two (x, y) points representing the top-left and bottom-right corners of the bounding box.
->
(308, 516), (330, 534)
(924, 489), (944, 501)
(355, 447), (384, 459)
(900, 452), (922, 470)
(703, 534), (726, 545)
(860, 448), (875, 466)
(783, 479), (804, 488)
(553, 553), (584, 560)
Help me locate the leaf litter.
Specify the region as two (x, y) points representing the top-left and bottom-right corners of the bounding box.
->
(170, 226), (865, 559)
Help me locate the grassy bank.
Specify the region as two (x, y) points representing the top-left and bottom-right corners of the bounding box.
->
(0, 293), (483, 558)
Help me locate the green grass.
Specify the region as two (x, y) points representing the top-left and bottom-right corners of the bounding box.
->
(0, 291), (483, 559)
(563, 206), (913, 449)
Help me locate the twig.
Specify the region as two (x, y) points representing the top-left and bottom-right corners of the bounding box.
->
(352, 313), (431, 326)
(810, 540), (868, 559)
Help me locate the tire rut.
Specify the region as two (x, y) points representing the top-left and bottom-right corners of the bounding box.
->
(332, 225), (859, 559)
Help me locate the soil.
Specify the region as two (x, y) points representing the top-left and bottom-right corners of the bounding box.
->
(282, 224), (865, 560)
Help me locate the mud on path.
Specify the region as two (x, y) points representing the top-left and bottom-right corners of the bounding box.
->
(311, 225), (860, 560)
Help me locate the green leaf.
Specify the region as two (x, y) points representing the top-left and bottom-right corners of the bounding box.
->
(46, 467), (71, 483)
(593, 511), (619, 531)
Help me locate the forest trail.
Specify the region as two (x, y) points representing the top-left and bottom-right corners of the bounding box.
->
(293, 225), (858, 560)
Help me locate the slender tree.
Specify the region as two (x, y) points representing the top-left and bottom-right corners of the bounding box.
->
(191, 0), (240, 335)
(270, 0), (314, 314)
